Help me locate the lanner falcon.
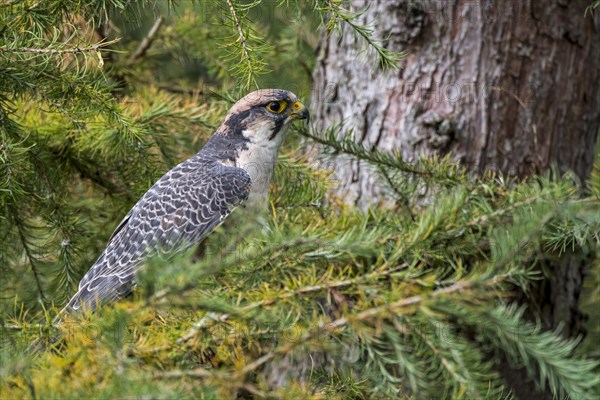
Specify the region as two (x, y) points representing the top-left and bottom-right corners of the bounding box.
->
(62, 89), (309, 314)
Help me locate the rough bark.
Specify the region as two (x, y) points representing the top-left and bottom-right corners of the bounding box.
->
(311, 0), (600, 207)
(311, 1), (599, 398)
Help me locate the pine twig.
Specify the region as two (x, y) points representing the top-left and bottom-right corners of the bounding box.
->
(241, 263), (409, 312)
(237, 278), (500, 375)
(127, 17), (164, 66)
(162, 276), (505, 382)
(465, 195), (542, 228)
(0, 45), (99, 54)
(224, 0), (253, 74)
(322, 0), (404, 70)
(0, 39), (119, 55)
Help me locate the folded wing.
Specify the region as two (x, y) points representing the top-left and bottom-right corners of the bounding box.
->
(64, 161), (251, 313)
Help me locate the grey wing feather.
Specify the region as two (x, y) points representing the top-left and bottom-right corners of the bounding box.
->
(65, 160), (251, 312)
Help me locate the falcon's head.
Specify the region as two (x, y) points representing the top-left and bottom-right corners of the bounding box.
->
(210, 89), (309, 204)
(216, 89), (309, 144)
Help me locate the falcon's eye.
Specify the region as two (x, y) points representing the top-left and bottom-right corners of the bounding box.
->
(266, 100), (287, 114)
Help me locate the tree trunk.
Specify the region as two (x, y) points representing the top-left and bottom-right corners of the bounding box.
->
(311, 0), (600, 208)
(311, 1), (599, 398)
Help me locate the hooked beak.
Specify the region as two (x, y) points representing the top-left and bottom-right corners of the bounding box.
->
(289, 101), (310, 124)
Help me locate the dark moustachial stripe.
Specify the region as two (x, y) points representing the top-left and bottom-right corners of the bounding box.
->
(221, 108), (253, 136)
(269, 117), (286, 140)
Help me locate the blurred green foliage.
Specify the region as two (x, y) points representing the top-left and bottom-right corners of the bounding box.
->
(0, 1), (598, 399)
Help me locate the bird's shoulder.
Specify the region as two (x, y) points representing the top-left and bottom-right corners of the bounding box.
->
(151, 156), (251, 200)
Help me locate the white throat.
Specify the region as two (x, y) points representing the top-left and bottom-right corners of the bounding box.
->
(237, 119), (289, 204)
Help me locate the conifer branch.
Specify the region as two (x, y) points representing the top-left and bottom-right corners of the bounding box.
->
(412, 325), (485, 400)
(297, 125), (466, 184)
(219, 0), (272, 88)
(241, 263), (409, 312)
(224, 0), (253, 75)
(127, 17), (164, 66)
(0, 36), (119, 63)
(319, 1), (404, 70)
(155, 277), (507, 387)
(0, 44), (102, 54)
(239, 277), (505, 376)
(466, 195), (542, 228)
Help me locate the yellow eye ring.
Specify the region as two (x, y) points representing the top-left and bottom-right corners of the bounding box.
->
(266, 100), (287, 114)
